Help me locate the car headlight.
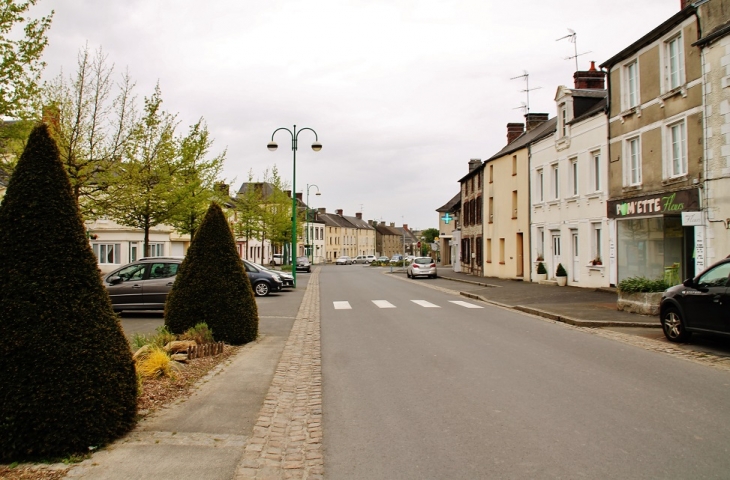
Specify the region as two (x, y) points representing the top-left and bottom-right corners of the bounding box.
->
(274, 276), (283, 283)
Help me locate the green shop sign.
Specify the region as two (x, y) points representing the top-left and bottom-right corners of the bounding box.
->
(607, 189), (699, 219)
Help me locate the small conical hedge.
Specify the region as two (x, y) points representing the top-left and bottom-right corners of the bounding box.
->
(165, 202), (258, 345)
(0, 124), (137, 461)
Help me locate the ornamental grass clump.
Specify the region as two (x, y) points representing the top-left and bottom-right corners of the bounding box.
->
(618, 276), (670, 294)
(165, 203), (258, 345)
(136, 347), (175, 379)
(0, 125), (137, 462)
(181, 323), (214, 344)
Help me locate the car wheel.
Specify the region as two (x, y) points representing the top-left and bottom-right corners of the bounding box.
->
(307, 267), (311, 273)
(254, 282), (270, 297)
(661, 305), (691, 343)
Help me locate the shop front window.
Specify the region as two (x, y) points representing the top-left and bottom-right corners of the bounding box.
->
(617, 216), (683, 283)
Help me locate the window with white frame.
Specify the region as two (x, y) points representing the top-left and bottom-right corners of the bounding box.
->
(625, 137), (642, 186)
(569, 158), (578, 196)
(560, 104), (568, 137)
(93, 243), (121, 264)
(592, 223), (602, 262)
(146, 243), (164, 257)
(624, 60), (639, 109)
(666, 119), (687, 178)
(537, 227), (544, 260)
(536, 168), (544, 202)
(590, 150), (601, 192)
(665, 33), (684, 91)
(551, 164), (560, 199)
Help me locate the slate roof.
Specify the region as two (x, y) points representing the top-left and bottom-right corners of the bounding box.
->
(373, 223), (401, 237)
(316, 212), (356, 229)
(485, 117), (558, 162)
(343, 215), (375, 230)
(437, 192), (461, 213)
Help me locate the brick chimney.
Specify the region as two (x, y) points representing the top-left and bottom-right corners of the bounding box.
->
(390, 222), (395, 227)
(525, 113), (549, 131)
(507, 123), (525, 143)
(317, 207), (326, 214)
(284, 190), (291, 198)
(402, 224), (408, 230)
(356, 212), (362, 219)
(468, 158), (481, 172)
(295, 192), (302, 201)
(573, 61), (605, 90)
(336, 209), (343, 216)
(680, 0), (692, 8)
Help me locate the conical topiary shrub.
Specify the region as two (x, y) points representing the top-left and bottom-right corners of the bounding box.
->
(165, 202), (258, 345)
(0, 124), (137, 461)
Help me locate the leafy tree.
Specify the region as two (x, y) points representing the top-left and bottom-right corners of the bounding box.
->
(421, 227), (439, 243)
(42, 45), (136, 218)
(165, 202), (258, 345)
(102, 84), (180, 255)
(0, 0), (54, 119)
(0, 124), (137, 461)
(166, 118), (226, 239)
(233, 170), (264, 259)
(0, 118), (34, 172)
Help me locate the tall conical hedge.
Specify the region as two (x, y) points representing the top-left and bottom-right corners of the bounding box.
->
(165, 202), (258, 345)
(0, 124), (137, 461)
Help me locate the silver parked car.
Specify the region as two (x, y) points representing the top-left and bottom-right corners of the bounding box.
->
(335, 256), (352, 265)
(406, 257), (437, 279)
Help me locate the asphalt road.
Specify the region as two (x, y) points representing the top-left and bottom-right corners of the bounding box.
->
(320, 265), (730, 479)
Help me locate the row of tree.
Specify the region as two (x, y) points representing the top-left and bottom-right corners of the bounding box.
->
(0, 1), (301, 257)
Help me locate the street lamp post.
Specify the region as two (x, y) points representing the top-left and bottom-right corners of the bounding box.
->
(267, 125), (321, 288)
(306, 184), (321, 264)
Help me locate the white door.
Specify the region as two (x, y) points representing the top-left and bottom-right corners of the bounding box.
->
(572, 232), (580, 282)
(551, 234), (561, 278)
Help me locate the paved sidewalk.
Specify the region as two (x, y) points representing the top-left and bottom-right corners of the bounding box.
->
(434, 269), (660, 328)
(63, 269), (322, 480)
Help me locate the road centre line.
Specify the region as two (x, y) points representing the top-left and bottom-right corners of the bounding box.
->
(411, 300), (440, 308)
(449, 300), (484, 309)
(372, 300), (396, 308)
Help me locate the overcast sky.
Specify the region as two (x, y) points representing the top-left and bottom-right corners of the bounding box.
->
(39, 0), (680, 230)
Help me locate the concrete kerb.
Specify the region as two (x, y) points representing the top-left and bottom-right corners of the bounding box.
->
(235, 267), (324, 480)
(452, 279), (660, 329)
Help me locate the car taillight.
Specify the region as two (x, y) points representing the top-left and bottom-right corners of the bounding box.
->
(413, 264), (419, 268)
(430, 263), (435, 268)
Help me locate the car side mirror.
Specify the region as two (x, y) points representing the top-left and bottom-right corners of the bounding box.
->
(108, 275), (123, 285)
(682, 278), (694, 288)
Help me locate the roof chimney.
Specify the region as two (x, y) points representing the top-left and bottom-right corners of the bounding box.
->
(336, 209), (343, 216)
(573, 61), (606, 90)
(317, 207), (326, 214)
(680, 0), (692, 8)
(215, 182), (229, 197)
(356, 212), (362, 220)
(525, 113), (549, 131)
(284, 190), (291, 198)
(507, 123), (525, 144)
(390, 222), (395, 227)
(468, 158), (482, 172)
(402, 224), (408, 230)
(295, 192), (302, 201)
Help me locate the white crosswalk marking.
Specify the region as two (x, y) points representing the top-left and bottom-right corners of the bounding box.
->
(372, 300), (396, 308)
(449, 300), (483, 309)
(411, 300), (440, 308)
(333, 301), (352, 310)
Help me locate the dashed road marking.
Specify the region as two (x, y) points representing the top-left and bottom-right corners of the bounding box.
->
(333, 301), (352, 310)
(372, 300), (396, 308)
(411, 300), (440, 308)
(450, 301), (484, 309)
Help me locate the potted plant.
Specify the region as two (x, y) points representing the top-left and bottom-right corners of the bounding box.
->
(535, 262), (547, 282)
(591, 256), (602, 266)
(555, 263), (568, 286)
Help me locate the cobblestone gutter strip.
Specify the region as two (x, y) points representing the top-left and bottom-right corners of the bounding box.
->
(235, 268), (323, 480)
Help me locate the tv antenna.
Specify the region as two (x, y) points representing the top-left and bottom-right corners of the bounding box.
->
(556, 29), (592, 71)
(510, 71), (541, 114)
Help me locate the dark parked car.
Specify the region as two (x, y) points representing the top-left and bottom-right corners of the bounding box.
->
(104, 256), (282, 311)
(296, 256), (311, 272)
(659, 257), (730, 342)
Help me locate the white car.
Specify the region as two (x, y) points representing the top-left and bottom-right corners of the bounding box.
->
(335, 256), (352, 265)
(406, 257), (437, 279)
(353, 255), (377, 264)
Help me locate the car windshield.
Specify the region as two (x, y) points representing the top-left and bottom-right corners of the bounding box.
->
(415, 258), (433, 265)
